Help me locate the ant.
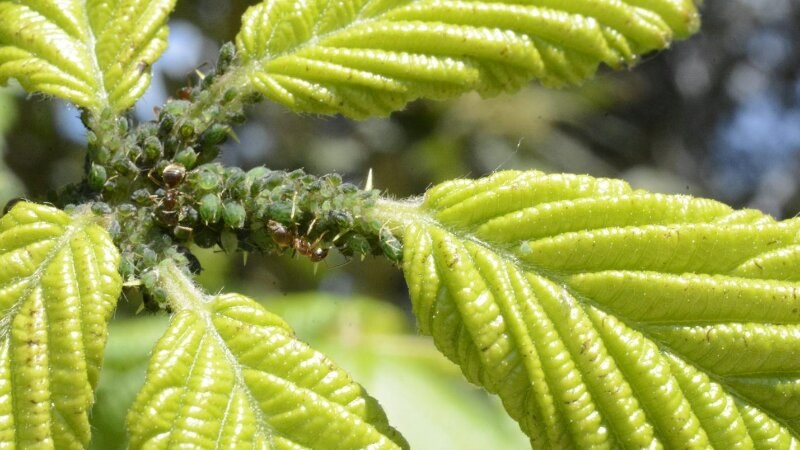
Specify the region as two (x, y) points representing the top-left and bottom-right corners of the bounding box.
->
(266, 219), (328, 262)
(154, 163), (185, 225)
(149, 163), (193, 239)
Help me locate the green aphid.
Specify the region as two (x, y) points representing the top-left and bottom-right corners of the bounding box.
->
(91, 202), (113, 215)
(140, 269), (159, 290)
(193, 168), (222, 192)
(216, 42), (236, 75)
(379, 227), (403, 264)
(175, 147), (198, 168)
(196, 145), (220, 165)
(142, 136), (163, 162)
(88, 163), (107, 192)
(88, 142), (111, 164)
(201, 73), (216, 90)
(267, 201), (294, 223)
(163, 136), (180, 158)
(220, 230), (238, 253)
(223, 201), (247, 229)
(180, 205), (199, 227)
(158, 112), (176, 135)
(179, 122), (196, 140)
(222, 88), (238, 104)
(119, 254), (136, 279)
(199, 193), (222, 224)
(160, 99), (190, 117)
(344, 233), (371, 256)
(116, 203), (137, 218)
(142, 246), (159, 267)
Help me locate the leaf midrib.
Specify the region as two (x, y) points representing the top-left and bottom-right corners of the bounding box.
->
(80, 3), (110, 111)
(158, 261), (276, 446)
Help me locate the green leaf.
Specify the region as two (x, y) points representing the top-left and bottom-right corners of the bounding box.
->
(376, 170), (800, 448)
(267, 293), (531, 450)
(236, 0), (699, 118)
(0, 0), (176, 112)
(0, 202), (122, 448)
(127, 261), (409, 449)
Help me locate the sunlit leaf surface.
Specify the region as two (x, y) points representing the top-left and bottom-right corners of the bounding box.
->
(127, 261), (408, 449)
(385, 170), (800, 448)
(0, 0), (176, 112)
(236, 0), (699, 118)
(0, 202), (121, 448)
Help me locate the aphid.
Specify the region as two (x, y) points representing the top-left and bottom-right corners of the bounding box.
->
(175, 246), (203, 274)
(222, 201), (246, 229)
(199, 193), (222, 225)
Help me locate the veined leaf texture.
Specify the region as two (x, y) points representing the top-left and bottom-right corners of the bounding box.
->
(385, 170), (800, 448)
(0, 0), (176, 112)
(127, 261), (408, 450)
(236, 0), (699, 118)
(0, 203), (121, 448)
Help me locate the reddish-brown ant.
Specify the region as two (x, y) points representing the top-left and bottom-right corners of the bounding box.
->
(266, 219), (328, 262)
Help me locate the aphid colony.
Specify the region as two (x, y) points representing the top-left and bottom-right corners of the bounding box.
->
(54, 42), (402, 293)
(141, 161), (333, 263)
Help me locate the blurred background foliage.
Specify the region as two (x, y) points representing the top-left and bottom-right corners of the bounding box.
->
(2, 0), (799, 448)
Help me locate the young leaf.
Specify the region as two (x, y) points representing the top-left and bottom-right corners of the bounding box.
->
(236, 0), (699, 118)
(0, 0), (176, 113)
(0, 202), (121, 448)
(375, 170), (800, 448)
(127, 261), (408, 450)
